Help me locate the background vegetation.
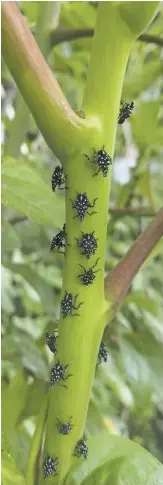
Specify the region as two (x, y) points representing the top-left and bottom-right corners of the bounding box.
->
(1, 2), (163, 484)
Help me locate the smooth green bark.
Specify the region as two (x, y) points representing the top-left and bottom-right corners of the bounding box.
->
(43, 3), (154, 483)
(43, 3), (160, 483)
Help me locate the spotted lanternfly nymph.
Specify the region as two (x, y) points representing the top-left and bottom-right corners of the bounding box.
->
(74, 439), (88, 460)
(61, 292), (83, 318)
(56, 416), (73, 435)
(51, 166), (68, 191)
(118, 101), (134, 124)
(50, 224), (69, 253)
(78, 258), (100, 285)
(98, 340), (108, 365)
(43, 455), (58, 479)
(50, 361), (72, 389)
(76, 231), (98, 260)
(45, 331), (58, 354)
(84, 146), (112, 177)
(71, 192), (98, 221)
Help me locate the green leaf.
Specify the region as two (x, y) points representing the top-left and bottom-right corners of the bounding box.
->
(2, 371), (28, 434)
(131, 101), (163, 149)
(2, 330), (49, 380)
(23, 379), (47, 418)
(123, 58), (162, 100)
(137, 171), (155, 206)
(1, 450), (26, 485)
(60, 2), (96, 28)
(120, 328), (163, 401)
(125, 291), (158, 315)
(68, 433), (163, 485)
(99, 355), (134, 408)
(7, 262), (57, 314)
(118, 2), (160, 38)
(2, 221), (21, 252)
(2, 158), (64, 228)
(1, 266), (15, 313)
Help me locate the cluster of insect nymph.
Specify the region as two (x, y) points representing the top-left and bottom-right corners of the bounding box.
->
(44, 103), (134, 478)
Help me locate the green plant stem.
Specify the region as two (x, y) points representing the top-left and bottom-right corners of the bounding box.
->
(2, 2), (98, 163)
(44, 4), (159, 481)
(43, 4), (136, 484)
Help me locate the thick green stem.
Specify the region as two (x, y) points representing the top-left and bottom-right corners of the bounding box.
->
(44, 3), (159, 481)
(43, 4), (135, 484)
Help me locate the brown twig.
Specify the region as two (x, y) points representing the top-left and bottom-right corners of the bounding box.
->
(104, 208), (163, 318)
(109, 207), (156, 217)
(50, 27), (163, 48)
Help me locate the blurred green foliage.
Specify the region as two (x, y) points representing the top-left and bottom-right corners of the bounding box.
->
(1, 2), (163, 484)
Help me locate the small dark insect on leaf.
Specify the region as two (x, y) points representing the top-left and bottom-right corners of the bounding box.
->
(74, 439), (88, 459)
(118, 101), (134, 124)
(97, 340), (108, 365)
(51, 166), (68, 191)
(45, 331), (58, 354)
(50, 224), (69, 254)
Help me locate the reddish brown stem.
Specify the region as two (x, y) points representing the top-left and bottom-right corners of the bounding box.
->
(104, 208), (163, 317)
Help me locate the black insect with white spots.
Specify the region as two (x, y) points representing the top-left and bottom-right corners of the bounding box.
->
(98, 340), (108, 365)
(50, 224), (69, 253)
(56, 416), (73, 435)
(76, 231), (98, 260)
(50, 361), (72, 388)
(61, 292), (83, 318)
(78, 258), (100, 286)
(74, 439), (88, 460)
(45, 331), (58, 354)
(51, 166), (68, 191)
(84, 147), (112, 177)
(43, 455), (58, 479)
(71, 192), (98, 221)
(118, 101), (134, 124)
